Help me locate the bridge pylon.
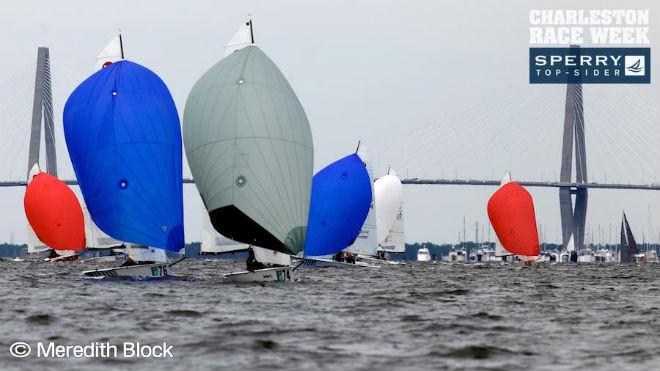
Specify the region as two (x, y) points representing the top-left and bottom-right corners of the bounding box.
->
(559, 45), (587, 251)
(26, 47), (57, 180)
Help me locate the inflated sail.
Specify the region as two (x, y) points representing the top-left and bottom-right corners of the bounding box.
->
(345, 143), (378, 256)
(64, 60), (184, 252)
(304, 153), (372, 257)
(487, 181), (540, 257)
(95, 35), (124, 70)
(375, 168), (404, 249)
(183, 45), (314, 255)
(24, 170), (86, 251)
(375, 168), (403, 244)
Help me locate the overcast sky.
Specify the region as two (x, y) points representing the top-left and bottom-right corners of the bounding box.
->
(0, 0), (659, 245)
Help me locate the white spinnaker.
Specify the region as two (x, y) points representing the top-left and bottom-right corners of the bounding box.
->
(374, 168), (403, 245)
(201, 208), (249, 254)
(494, 172), (513, 257)
(345, 143), (379, 256)
(126, 245), (167, 263)
(95, 35), (123, 70)
(224, 19), (253, 56)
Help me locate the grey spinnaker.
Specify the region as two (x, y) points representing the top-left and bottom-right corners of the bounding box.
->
(183, 46), (313, 255)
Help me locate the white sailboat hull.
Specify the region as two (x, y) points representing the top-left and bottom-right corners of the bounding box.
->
(302, 258), (378, 269)
(224, 266), (295, 283)
(81, 263), (171, 278)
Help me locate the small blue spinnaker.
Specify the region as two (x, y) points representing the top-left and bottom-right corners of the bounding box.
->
(63, 61), (184, 252)
(304, 153), (372, 257)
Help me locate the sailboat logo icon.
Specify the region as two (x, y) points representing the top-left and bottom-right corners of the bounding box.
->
(625, 56), (645, 76)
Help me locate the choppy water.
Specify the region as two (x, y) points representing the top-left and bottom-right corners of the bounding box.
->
(0, 259), (658, 371)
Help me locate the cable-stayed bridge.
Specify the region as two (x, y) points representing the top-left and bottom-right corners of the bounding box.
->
(1, 46), (660, 248)
(3, 178), (660, 191)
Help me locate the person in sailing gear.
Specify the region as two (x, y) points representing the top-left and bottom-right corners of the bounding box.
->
(246, 247), (266, 272)
(334, 251), (345, 262)
(47, 249), (59, 260)
(344, 252), (356, 264)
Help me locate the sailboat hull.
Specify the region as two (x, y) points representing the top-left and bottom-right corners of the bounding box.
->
(224, 266), (295, 283)
(302, 258), (378, 269)
(81, 263), (171, 278)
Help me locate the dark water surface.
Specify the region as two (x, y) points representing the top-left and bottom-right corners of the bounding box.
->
(0, 260), (658, 370)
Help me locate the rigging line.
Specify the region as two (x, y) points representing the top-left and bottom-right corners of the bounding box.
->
(577, 86), (637, 182)
(595, 86), (660, 135)
(393, 87), (527, 153)
(0, 63), (37, 90)
(595, 85), (660, 158)
(589, 87), (660, 177)
(414, 83), (542, 150)
(415, 98), (556, 178)
(412, 87), (561, 176)
(394, 83), (536, 155)
(584, 96), (642, 184)
(410, 84), (553, 166)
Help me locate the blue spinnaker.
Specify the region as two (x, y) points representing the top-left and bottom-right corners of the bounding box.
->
(304, 153), (372, 257)
(63, 61), (184, 252)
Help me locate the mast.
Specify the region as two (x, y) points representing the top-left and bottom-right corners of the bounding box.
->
(249, 19), (254, 43)
(119, 33), (125, 59)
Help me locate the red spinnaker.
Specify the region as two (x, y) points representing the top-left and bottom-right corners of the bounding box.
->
(24, 173), (86, 251)
(487, 182), (539, 256)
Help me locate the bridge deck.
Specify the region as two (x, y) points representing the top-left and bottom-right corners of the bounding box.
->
(2, 178), (658, 191)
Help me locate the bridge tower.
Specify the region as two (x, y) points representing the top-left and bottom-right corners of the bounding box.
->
(559, 45), (587, 250)
(26, 47), (57, 180)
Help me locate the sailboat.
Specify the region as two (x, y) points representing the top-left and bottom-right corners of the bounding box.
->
(620, 212), (639, 263)
(343, 142), (379, 260)
(487, 175), (540, 261)
(302, 151), (374, 268)
(375, 168), (406, 263)
(24, 164), (86, 261)
(183, 19), (313, 282)
(557, 234), (576, 263)
(64, 34), (185, 278)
